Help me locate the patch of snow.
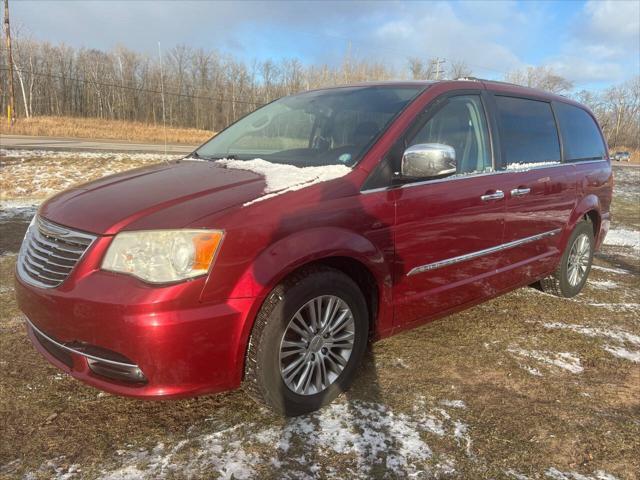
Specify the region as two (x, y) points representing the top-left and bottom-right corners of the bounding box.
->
(589, 279), (617, 289)
(587, 302), (639, 313)
(507, 348), (584, 374)
(505, 469), (531, 480)
(77, 398), (472, 479)
(506, 161), (560, 171)
(521, 365), (544, 377)
(543, 323), (640, 346)
(545, 467), (619, 480)
(215, 158), (350, 205)
(603, 228), (640, 250)
(440, 399), (466, 409)
(543, 323), (640, 364)
(0, 199), (40, 221)
(1, 148), (180, 162)
(602, 345), (640, 363)
(392, 357), (409, 369)
(453, 420), (473, 458)
(591, 265), (632, 275)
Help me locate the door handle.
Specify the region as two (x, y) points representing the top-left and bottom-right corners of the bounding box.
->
(481, 190), (504, 201)
(510, 187), (531, 197)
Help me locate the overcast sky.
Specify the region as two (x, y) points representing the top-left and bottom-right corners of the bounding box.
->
(8, 0), (640, 90)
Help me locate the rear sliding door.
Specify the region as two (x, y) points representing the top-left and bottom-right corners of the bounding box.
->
(489, 95), (577, 289)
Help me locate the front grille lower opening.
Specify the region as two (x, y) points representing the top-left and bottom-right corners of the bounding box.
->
(33, 330), (74, 368)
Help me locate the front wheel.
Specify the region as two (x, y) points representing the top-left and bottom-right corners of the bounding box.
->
(539, 220), (594, 297)
(244, 266), (369, 416)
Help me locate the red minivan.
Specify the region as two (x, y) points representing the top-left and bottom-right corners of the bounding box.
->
(15, 80), (612, 415)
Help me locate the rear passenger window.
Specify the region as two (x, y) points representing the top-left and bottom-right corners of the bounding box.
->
(554, 102), (606, 161)
(496, 96), (561, 168)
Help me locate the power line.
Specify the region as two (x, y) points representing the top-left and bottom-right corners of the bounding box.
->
(0, 66), (267, 106)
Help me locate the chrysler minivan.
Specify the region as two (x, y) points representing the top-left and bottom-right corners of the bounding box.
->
(16, 79), (612, 415)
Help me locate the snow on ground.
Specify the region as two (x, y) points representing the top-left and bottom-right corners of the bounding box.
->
(26, 398), (469, 479)
(544, 467), (619, 480)
(586, 302), (640, 313)
(543, 322), (640, 364)
(215, 158), (350, 205)
(1, 149), (171, 200)
(591, 265), (632, 276)
(588, 279), (618, 289)
(507, 348), (584, 374)
(603, 228), (640, 250)
(505, 466), (620, 479)
(0, 199), (39, 221)
(0, 148), (181, 162)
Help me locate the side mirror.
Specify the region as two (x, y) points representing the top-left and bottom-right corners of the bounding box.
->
(401, 143), (456, 178)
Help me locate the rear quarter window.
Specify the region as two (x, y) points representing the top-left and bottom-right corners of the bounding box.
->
(554, 102), (606, 162)
(495, 96), (561, 168)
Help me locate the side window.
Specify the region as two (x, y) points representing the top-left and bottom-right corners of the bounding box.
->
(408, 95), (492, 175)
(495, 96), (561, 167)
(554, 102), (606, 162)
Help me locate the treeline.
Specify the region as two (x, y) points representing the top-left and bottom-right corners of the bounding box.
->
(1, 39), (638, 148)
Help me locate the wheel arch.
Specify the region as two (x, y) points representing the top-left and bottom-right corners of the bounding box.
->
(231, 227), (393, 384)
(562, 194), (602, 251)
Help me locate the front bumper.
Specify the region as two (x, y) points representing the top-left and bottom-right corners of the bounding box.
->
(16, 270), (255, 399)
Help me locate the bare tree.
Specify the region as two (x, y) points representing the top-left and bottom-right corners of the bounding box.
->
(448, 60), (472, 80)
(1, 37), (636, 149)
(505, 65), (573, 94)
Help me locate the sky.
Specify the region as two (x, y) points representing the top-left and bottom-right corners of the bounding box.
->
(8, 0), (640, 90)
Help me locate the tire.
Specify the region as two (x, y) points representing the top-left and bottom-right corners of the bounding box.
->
(243, 266), (369, 416)
(539, 220), (594, 298)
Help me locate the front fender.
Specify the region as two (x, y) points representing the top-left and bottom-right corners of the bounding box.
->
(227, 226), (393, 384)
(230, 226), (390, 299)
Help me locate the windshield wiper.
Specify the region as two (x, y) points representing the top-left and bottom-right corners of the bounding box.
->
(186, 152), (239, 161)
(205, 154), (238, 161)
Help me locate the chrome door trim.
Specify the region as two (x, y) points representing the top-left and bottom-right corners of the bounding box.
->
(25, 317), (138, 368)
(407, 228), (562, 276)
(360, 159), (608, 195)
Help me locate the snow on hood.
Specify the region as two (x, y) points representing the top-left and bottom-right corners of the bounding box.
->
(215, 158), (351, 205)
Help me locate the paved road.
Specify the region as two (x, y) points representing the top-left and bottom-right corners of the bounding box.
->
(1, 134), (197, 155)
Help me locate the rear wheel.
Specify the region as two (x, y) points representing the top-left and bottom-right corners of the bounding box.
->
(539, 220), (594, 297)
(244, 266), (369, 416)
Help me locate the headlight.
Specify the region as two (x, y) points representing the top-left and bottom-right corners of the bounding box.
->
(102, 230), (224, 283)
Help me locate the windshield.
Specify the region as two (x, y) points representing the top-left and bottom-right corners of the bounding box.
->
(196, 86), (424, 167)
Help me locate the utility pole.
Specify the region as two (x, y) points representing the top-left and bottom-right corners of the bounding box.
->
(4, 0), (16, 126)
(433, 57), (446, 80)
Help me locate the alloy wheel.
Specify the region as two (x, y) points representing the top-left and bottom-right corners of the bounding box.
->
(567, 233), (591, 287)
(279, 295), (355, 396)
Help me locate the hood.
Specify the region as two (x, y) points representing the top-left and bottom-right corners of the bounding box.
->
(40, 160), (266, 234)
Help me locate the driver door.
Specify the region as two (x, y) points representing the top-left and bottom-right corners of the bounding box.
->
(393, 93), (509, 328)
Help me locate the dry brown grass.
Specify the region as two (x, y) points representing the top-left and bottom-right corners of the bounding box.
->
(0, 116), (213, 145)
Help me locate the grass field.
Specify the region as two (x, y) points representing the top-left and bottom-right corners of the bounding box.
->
(0, 151), (638, 479)
(0, 116), (213, 145)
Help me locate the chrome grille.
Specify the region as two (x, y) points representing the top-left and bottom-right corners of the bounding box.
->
(17, 216), (96, 288)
